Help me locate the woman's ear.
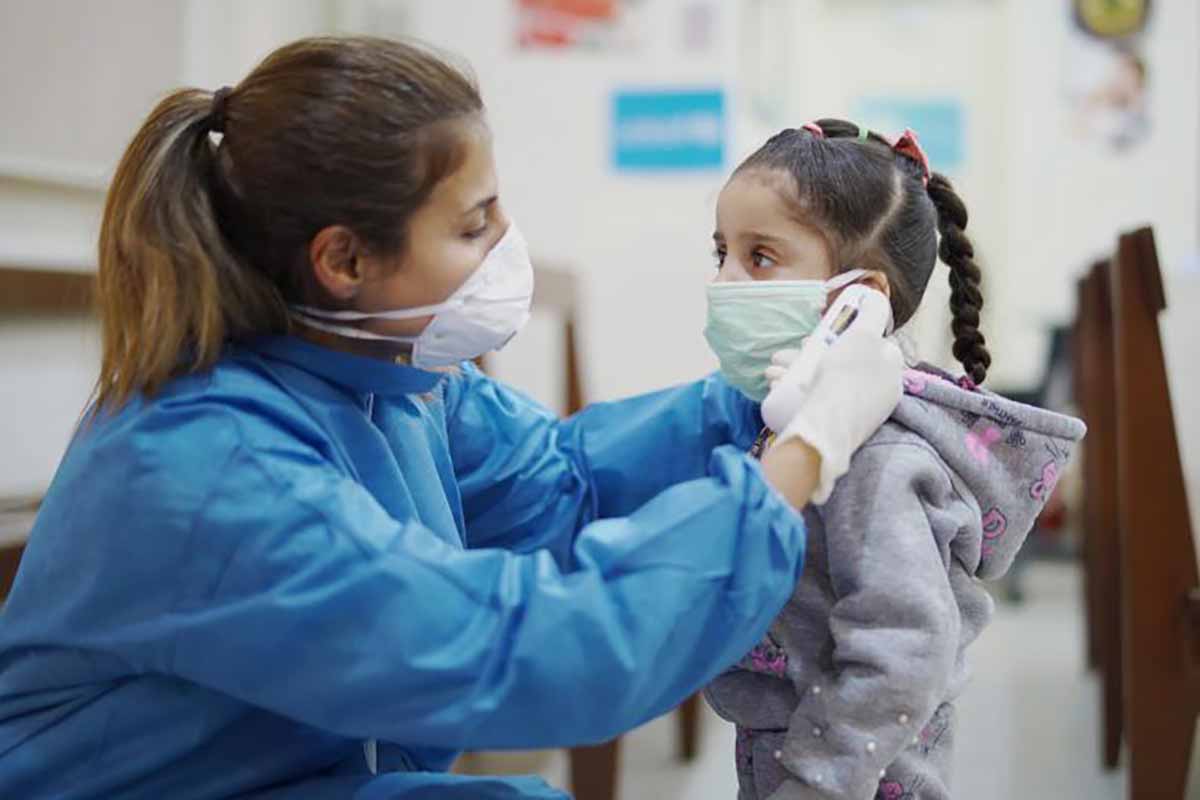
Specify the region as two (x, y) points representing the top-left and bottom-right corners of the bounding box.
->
(309, 225), (365, 301)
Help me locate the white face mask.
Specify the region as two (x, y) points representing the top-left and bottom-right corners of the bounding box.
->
(291, 223), (534, 368)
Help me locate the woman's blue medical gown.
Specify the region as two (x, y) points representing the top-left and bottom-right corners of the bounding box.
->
(0, 336), (807, 798)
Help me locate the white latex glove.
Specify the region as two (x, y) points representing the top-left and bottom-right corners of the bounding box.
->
(762, 298), (903, 504)
(761, 348), (807, 433)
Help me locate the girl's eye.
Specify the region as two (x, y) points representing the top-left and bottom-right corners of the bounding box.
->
(751, 250), (777, 269)
(713, 247), (727, 268)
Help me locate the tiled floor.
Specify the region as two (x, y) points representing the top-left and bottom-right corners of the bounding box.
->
(530, 561), (1200, 799)
(949, 563), (1127, 800)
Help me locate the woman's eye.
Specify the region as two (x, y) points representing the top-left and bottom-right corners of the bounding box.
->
(751, 250), (777, 269)
(463, 221), (489, 240)
(712, 247), (726, 267)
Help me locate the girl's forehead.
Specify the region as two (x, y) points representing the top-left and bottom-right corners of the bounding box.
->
(719, 170), (793, 212)
(717, 171), (809, 233)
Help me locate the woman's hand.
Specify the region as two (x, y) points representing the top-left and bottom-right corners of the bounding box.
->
(760, 293), (904, 505)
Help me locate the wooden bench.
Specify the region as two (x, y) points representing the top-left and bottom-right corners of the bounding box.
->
(1076, 226), (1200, 796)
(1110, 227), (1200, 799)
(1075, 258), (1124, 769)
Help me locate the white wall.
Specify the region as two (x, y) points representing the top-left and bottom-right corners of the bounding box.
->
(180, 0), (337, 88)
(1002, 0), (1199, 384)
(0, 315), (99, 496)
(0, 0), (184, 496)
(0, 0), (178, 271)
(0, 0), (336, 497)
(1006, 0), (1200, 525)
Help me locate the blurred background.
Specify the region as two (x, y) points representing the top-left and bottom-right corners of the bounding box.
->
(0, 1), (1197, 798)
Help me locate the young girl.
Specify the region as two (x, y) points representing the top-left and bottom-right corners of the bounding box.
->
(702, 119), (1087, 800)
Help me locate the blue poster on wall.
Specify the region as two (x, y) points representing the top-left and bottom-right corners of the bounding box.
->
(611, 88), (726, 172)
(852, 97), (966, 172)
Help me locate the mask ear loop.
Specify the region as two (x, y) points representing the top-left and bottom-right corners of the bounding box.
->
(822, 268), (871, 293)
(291, 313), (420, 344)
(822, 268), (896, 335)
(290, 295), (464, 322)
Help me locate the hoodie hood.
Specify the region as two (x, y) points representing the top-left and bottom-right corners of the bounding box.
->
(892, 364), (1087, 580)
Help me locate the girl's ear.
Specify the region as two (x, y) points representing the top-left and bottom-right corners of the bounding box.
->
(860, 270), (891, 298)
(825, 270), (891, 314)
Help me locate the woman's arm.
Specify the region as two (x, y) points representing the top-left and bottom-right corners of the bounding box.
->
(111, 411), (809, 753)
(445, 365), (762, 562)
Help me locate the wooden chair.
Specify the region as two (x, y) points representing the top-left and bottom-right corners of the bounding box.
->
(0, 497), (37, 602)
(1075, 259), (1124, 769)
(0, 534), (26, 601)
(1111, 227), (1200, 799)
(0, 268), (91, 602)
(1074, 273), (1098, 671)
(0, 267), (93, 602)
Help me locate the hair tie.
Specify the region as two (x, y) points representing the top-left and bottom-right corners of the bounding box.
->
(208, 86), (233, 134)
(892, 128), (931, 186)
(801, 121), (825, 139)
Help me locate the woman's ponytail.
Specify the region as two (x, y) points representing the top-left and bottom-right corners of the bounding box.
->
(926, 173), (991, 385)
(94, 87), (286, 412)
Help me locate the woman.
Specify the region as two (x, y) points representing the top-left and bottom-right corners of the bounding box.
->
(0, 38), (902, 799)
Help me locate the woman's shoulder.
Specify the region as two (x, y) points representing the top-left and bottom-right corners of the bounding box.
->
(80, 350), (333, 470)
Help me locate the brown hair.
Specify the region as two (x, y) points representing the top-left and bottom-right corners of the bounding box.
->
(95, 36), (482, 411)
(736, 119), (991, 384)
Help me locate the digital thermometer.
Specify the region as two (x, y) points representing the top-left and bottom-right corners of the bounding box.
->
(761, 284), (893, 433)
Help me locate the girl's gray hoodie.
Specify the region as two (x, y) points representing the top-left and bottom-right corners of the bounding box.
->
(704, 365), (1087, 800)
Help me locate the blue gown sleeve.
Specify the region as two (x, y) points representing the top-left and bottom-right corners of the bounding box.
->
(445, 364), (762, 561)
(138, 410), (804, 754)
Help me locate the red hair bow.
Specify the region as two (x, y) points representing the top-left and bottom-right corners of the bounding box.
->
(891, 128), (930, 186)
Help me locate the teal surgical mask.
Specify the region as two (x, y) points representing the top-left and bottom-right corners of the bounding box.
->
(704, 269), (869, 401)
